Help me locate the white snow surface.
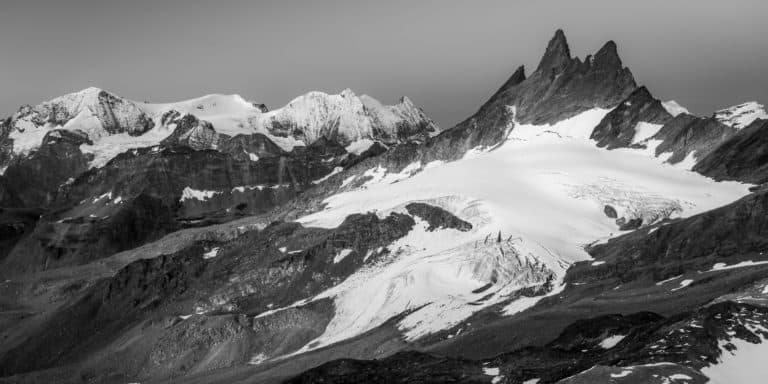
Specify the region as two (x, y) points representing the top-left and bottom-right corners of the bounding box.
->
(333, 249), (353, 264)
(599, 335), (626, 349)
(671, 279), (694, 291)
(707, 260), (768, 272)
(701, 324), (768, 384)
(714, 101), (768, 129)
(290, 108), (748, 351)
(662, 100), (690, 117)
(179, 187), (221, 202)
(203, 247), (220, 259)
(632, 122), (664, 144)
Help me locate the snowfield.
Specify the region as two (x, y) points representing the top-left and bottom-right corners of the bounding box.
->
(286, 108), (750, 353)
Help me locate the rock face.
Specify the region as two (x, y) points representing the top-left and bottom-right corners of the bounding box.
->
(405, 203), (472, 232)
(693, 119), (768, 184)
(2, 129), (93, 208)
(650, 113), (736, 164)
(501, 30), (637, 125)
(160, 114), (221, 150)
(434, 30), (636, 159)
(590, 86), (673, 149)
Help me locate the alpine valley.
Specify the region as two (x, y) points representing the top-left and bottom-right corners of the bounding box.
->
(2, 31), (768, 384)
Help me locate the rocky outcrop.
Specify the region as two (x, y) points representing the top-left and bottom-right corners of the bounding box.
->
(287, 301), (768, 384)
(405, 202), (472, 232)
(2, 129), (92, 208)
(160, 114), (221, 150)
(650, 114), (735, 164)
(693, 119), (768, 184)
(590, 86), (672, 149)
(575, 190), (768, 284)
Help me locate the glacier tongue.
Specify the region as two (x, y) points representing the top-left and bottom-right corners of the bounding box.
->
(294, 108), (749, 348)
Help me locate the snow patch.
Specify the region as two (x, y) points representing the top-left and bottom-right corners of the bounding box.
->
(203, 247), (220, 259)
(632, 122), (664, 144)
(313, 167), (344, 184)
(180, 187), (221, 202)
(610, 369), (633, 378)
(345, 138), (375, 155)
(707, 260), (768, 272)
(671, 279), (694, 291)
(662, 100), (690, 117)
(482, 367), (500, 376)
(333, 249), (353, 263)
(599, 334), (626, 349)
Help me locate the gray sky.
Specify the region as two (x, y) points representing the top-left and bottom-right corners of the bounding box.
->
(1, 0), (766, 128)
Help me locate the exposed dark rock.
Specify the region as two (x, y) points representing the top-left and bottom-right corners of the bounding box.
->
(591, 86), (673, 149)
(405, 202), (472, 232)
(694, 119), (768, 184)
(0, 245), (209, 377)
(651, 113), (735, 164)
(2, 129), (93, 208)
(0, 207), (41, 262)
(160, 114), (221, 150)
(575, 189), (768, 284)
(95, 90), (154, 135)
(616, 217), (642, 231)
(287, 301), (768, 384)
(603, 205), (618, 218)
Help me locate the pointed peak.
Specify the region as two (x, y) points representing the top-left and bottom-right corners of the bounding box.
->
(628, 86), (654, 101)
(593, 40), (622, 68)
(508, 65), (527, 85)
(536, 29), (572, 73)
(485, 66), (526, 105)
(398, 96), (415, 107)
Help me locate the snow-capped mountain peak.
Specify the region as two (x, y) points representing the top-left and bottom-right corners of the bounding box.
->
(258, 89), (439, 149)
(714, 101), (768, 129)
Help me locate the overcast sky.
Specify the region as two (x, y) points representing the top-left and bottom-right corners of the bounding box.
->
(1, 0), (766, 128)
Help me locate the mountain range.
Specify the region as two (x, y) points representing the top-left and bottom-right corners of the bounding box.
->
(1, 30), (768, 384)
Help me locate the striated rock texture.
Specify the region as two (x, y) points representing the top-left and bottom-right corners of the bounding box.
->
(287, 301), (768, 384)
(160, 114), (222, 150)
(574, 189), (768, 284)
(0, 208), (421, 382)
(650, 113), (736, 164)
(590, 86), (673, 149)
(693, 119), (768, 184)
(474, 29), (636, 127)
(2, 129), (93, 208)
